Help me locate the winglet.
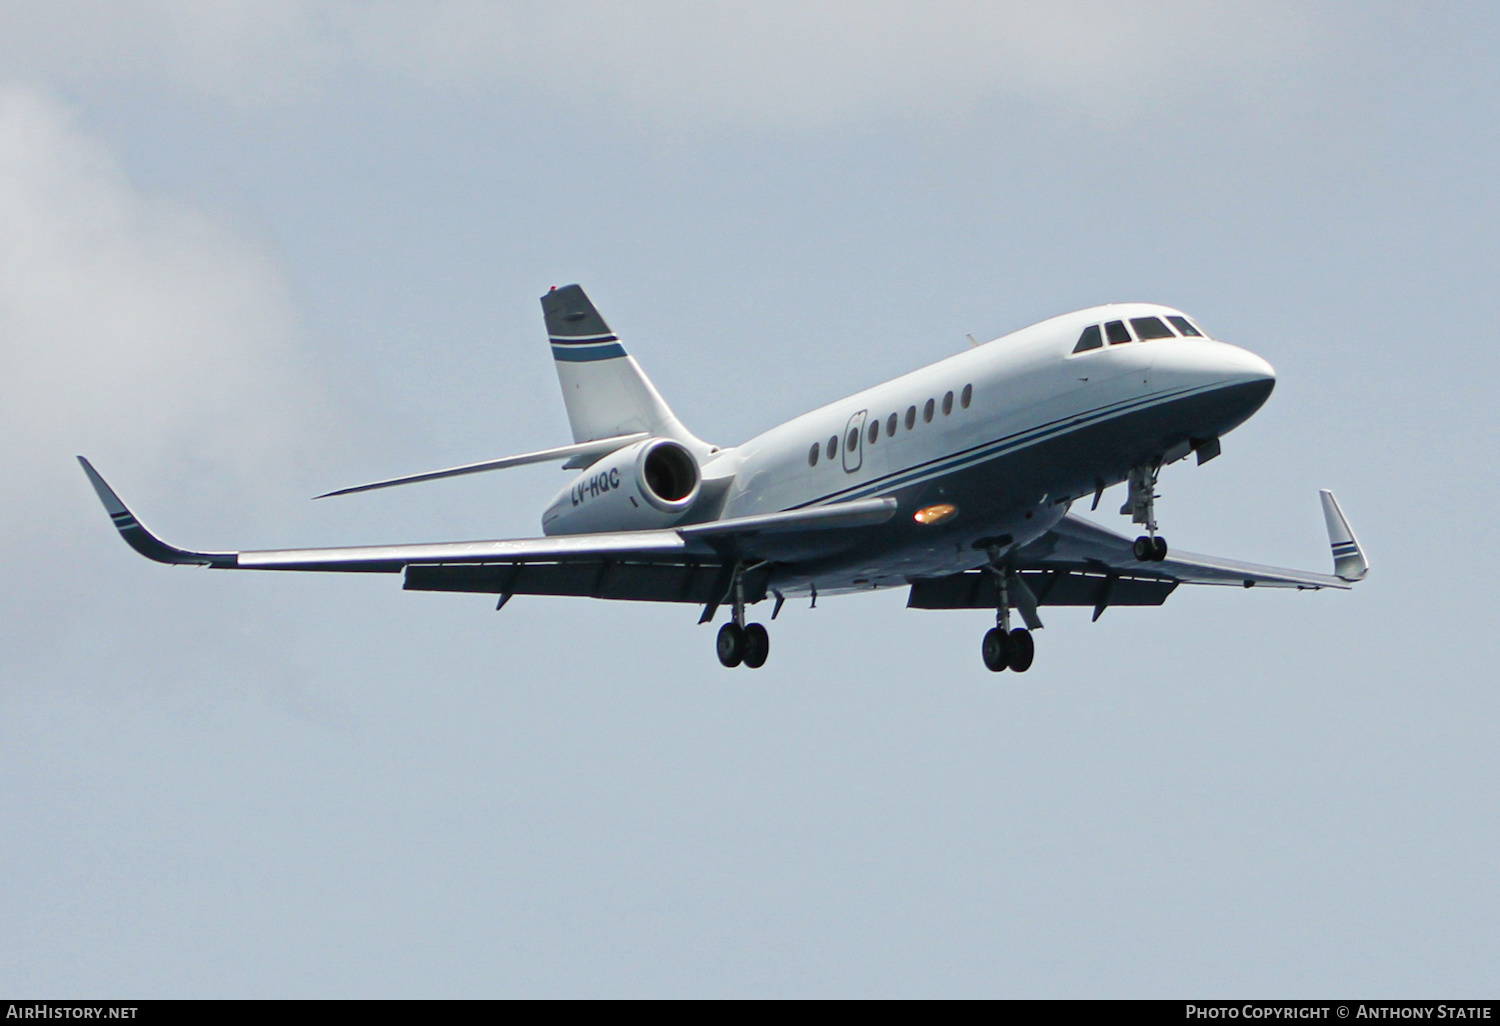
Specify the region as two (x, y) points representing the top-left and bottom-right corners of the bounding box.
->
(1319, 489), (1368, 582)
(77, 456), (235, 567)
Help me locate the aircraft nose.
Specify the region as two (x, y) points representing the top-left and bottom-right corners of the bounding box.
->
(1153, 339), (1275, 392)
(1218, 344), (1276, 388)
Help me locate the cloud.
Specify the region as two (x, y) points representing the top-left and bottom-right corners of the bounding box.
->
(0, 86), (322, 510)
(0, 84), (342, 674)
(0, 1), (1324, 126)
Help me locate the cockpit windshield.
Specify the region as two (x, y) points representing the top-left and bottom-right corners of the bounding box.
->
(1073, 324), (1103, 352)
(1129, 316), (1175, 339)
(1167, 315), (1203, 337)
(1070, 311), (1211, 355)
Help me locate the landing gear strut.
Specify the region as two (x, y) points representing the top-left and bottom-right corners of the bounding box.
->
(981, 562), (1035, 673)
(1123, 463), (1169, 562)
(715, 566), (770, 669)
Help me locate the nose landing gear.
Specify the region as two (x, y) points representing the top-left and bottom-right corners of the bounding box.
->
(1123, 463), (1169, 562)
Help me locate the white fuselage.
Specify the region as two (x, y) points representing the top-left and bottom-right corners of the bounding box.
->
(546, 302), (1276, 596)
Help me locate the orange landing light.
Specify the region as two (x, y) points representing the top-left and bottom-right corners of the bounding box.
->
(913, 503), (957, 525)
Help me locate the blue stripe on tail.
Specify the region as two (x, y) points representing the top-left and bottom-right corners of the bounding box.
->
(552, 343), (627, 362)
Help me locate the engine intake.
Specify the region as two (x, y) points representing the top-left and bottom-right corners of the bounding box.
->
(541, 438), (702, 535)
(642, 440), (698, 508)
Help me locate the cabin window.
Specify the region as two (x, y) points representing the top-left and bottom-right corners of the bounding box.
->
(1105, 320), (1132, 345)
(942, 391), (954, 415)
(868, 421), (880, 445)
(1073, 325), (1103, 352)
(1130, 316), (1175, 340)
(808, 442), (820, 466)
(887, 413), (898, 436)
(847, 428), (859, 451)
(923, 398), (935, 422)
(961, 384), (973, 408)
(905, 406), (917, 430)
(827, 436), (837, 460)
(1167, 315), (1203, 337)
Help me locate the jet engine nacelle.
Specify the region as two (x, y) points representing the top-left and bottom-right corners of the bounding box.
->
(541, 438), (701, 535)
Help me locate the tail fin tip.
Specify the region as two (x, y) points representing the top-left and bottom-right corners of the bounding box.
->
(539, 284), (701, 448)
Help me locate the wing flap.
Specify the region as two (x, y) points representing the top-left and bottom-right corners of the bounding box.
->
(908, 570), (1177, 609)
(404, 559), (756, 604)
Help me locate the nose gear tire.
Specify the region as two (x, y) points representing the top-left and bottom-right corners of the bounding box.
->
(1134, 535), (1170, 562)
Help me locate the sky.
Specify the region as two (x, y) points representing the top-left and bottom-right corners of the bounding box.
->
(1, 1), (1497, 998)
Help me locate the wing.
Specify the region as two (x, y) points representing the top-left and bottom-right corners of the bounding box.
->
(79, 457), (894, 608)
(909, 495), (1367, 619)
(1020, 510), (1356, 589)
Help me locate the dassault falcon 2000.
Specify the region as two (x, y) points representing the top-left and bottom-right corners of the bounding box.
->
(81, 284), (1368, 672)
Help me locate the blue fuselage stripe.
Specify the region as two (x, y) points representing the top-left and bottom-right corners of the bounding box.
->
(791, 382), (1221, 509)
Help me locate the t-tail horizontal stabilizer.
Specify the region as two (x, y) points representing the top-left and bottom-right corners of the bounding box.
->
(77, 457), (234, 567)
(1320, 489), (1369, 582)
(314, 432), (649, 499)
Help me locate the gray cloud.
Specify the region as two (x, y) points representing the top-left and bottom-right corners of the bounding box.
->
(0, 85), (331, 502)
(0, 86), (340, 670)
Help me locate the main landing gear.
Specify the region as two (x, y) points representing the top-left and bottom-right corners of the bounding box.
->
(982, 625), (1034, 673)
(980, 563), (1036, 673)
(715, 568), (770, 669)
(1123, 463), (1169, 562)
(717, 621), (769, 669)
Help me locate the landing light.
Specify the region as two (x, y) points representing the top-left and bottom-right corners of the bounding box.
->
(914, 503), (957, 525)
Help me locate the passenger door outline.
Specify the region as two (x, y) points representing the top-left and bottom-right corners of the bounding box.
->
(842, 410), (867, 472)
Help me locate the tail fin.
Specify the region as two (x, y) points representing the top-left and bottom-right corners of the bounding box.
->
(1319, 489), (1369, 581)
(541, 285), (698, 447)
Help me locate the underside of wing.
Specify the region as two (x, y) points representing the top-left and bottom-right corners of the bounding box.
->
(1028, 513), (1351, 590)
(909, 507), (1355, 617)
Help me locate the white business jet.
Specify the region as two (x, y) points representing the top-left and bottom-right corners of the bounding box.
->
(80, 285), (1368, 672)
